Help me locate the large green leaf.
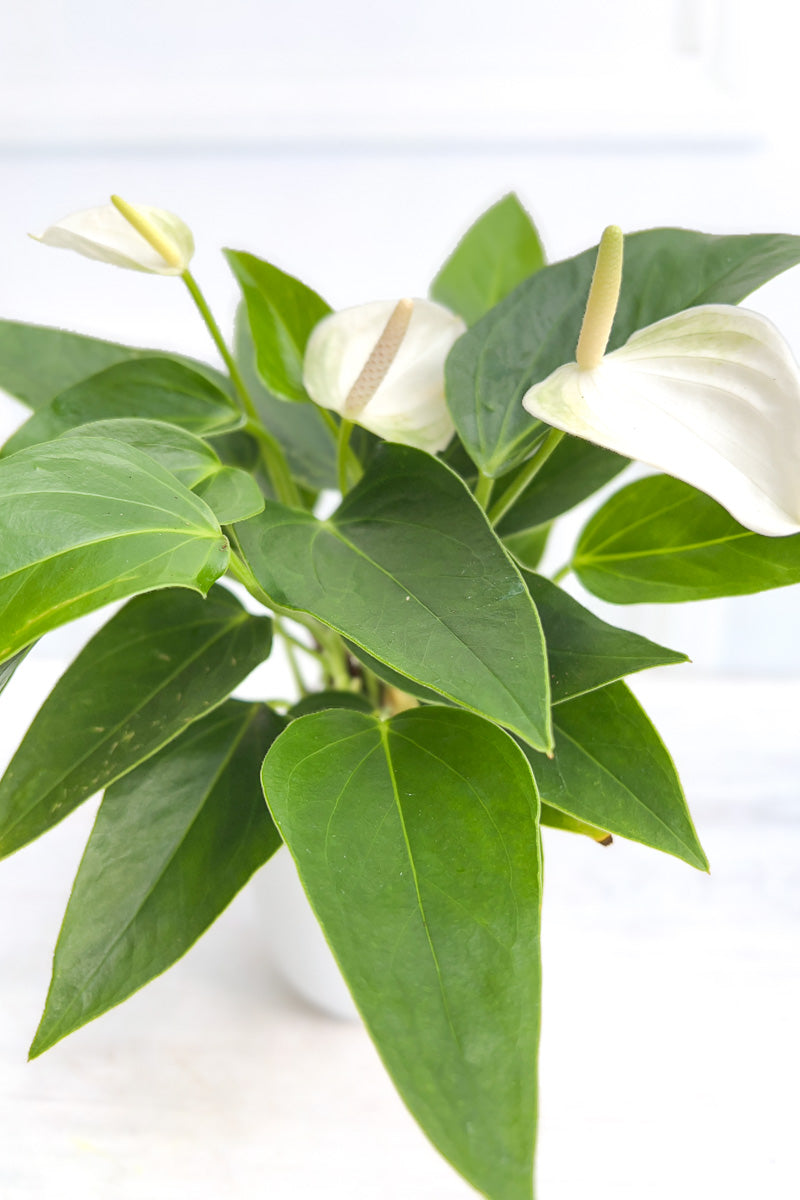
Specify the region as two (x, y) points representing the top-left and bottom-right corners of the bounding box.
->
(0, 319), (229, 410)
(523, 682), (707, 869)
(236, 443), (552, 751)
(430, 193), (545, 326)
(539, 802), (611, 843)
(347, 569), (685, 713)
(30, 701), (283, 1057)
(446, 229), (800, 477)
(59, 418), (264, 525)
(262, 706), (541, 1200)
(60, 417), (223, 489)
(226, 250), (331, 402)
(522, 572), (687, 702)
(2, 357), (241, 456)
(192, 465), (264, 524)
(288, 689), (374, 718)
(497, 437), (628, 537)
(0, 586), (271, 859)
(574, 474), (800, 603)
(234, 305), (338, 490)
(0, 436), (229, 666)
(501, 523), (551, 572)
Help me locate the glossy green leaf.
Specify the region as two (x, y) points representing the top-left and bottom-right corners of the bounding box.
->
(430, 193), (545, 326)
(288, 690), (374, 718)
(347, 569), (685, 714)
(574, 474), (800, 603)
(523, 682), (707, 869)
(59, 418), (264, 524)
(0, 437), (229, 666)
(30, 701), (283, 1057)
(539, 803), (610, 844)
(226, 250), (331, 403)
(446, 229), (800, 477)
(343, 640), (444, 707)
(234, 306), (338, 490)
(0, 586), (271, 859)
(60, 417), (223, 488)
(3, 357), (241, 456)
(262, 706), (541, 1200)
(193, 465), (265, 524)
(523, 572), (687, 702)
(0, 320), (229, 411)
(0, 646), (31, 698)
(502, 523), (551, 571)
(237, 443), (552, 751)
(497, 437), (628, 537)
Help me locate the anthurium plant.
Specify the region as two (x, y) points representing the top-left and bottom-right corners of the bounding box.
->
(2, 193), (800, 1199)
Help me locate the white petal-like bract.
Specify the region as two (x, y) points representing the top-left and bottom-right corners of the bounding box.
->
(303, 298), (466, 454)
(32, 203), (194, 275)
(522, 305), (800, 536)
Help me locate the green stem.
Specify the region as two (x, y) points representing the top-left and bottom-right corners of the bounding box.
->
(228, 539), (353, 691)
(319, 406), (363, 491)
(473, 471), (495, 510)
(362, 665), (382, 709)
(181, 269), (299, 508)
(274, 617), (309, 697)
(487, 429), (565, 527)
(550, 563), (572, 585)
(337, 419), (355, 495)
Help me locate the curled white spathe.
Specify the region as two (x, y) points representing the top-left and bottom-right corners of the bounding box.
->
(32, 203), (194, 276)
(522, 304), (800, 537)
(303, 298), (466, 455)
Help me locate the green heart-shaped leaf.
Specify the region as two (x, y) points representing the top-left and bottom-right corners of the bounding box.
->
(431, 192), (545, 326)
(574, 475), (800, 603)
(3, 357), (241, 456)
(0, 437), (229, 666)
(30, 701), (283, 1057)
(0, 586), (270, 859)
(0, 320), (229, 411)
(523, 682), (707, 869)
(236, 443), (552, 751)
(522, 571), (687, 702)
(263, 705), (542, 1200)
(226, 251), (331, 402)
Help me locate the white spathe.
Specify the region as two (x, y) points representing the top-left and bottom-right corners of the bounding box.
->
(303, 298), (465, 454)
(522, 305), (800, 537)
(32, 203), (194, 275)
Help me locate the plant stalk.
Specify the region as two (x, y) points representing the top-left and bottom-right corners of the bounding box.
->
(487, 429), (565, 527)
(181, 269), (299, 508)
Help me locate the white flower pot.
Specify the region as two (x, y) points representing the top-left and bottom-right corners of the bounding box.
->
(252, 847), (358, 1020)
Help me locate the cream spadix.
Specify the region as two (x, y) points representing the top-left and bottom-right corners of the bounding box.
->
(522, 229), (800, 537)
(303, 298), (466, 454)
(32, 198), (194, 276)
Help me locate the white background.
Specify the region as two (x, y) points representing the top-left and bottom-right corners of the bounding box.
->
(0, 2), (799, 1197)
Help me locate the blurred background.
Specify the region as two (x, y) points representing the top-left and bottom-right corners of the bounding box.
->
(1, 2), (798, 1198)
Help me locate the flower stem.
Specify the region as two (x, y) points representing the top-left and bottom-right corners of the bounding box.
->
(319, 407), (363, 490)
(488, 429), (565, 527)
(473, 471), (495, 510)
(181, 269), (299, 508)
(337, 418), (355, 495)
(273, 616), (311, 696)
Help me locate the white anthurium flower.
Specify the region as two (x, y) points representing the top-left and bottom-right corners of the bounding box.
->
(303, 297), (466, 454)
(522, 226), (800, 537)
(31, 195), (194, 276)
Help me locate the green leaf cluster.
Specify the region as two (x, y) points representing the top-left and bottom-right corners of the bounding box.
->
(1, 194), (798, 1200)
